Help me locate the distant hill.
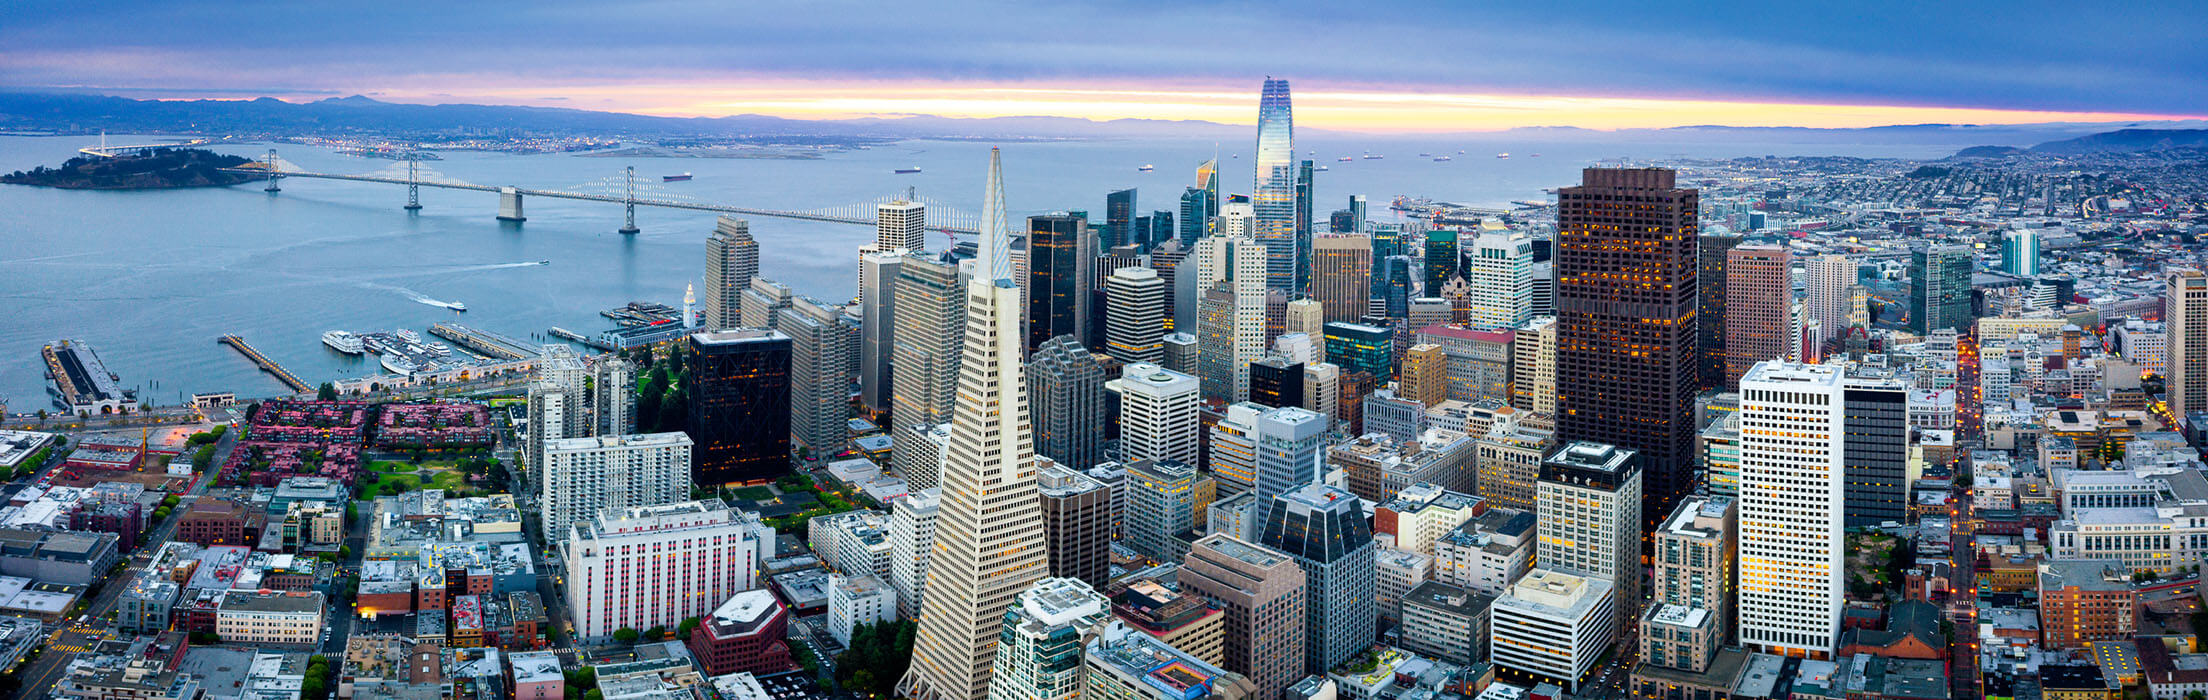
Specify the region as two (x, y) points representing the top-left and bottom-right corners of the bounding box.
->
(2029, 128), (2208, 154)
(0, 147), (254, 189)
(1951, 145), (2027, 158)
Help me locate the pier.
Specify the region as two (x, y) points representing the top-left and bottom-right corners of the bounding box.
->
(218, 335), (312, 394)
(429, 323), (542, 361)
(547, 327), (616, 352)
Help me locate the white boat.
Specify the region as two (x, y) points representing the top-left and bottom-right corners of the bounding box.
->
(449, 302), (467, 312)
(1138, 164), (1155, 172)
(381, 354), (423, 375)
(395, 329), (423, 344)
(321, 330), (364, 355)
(1313, 165), (1330, 171)
(1496, 153), (1511, 159)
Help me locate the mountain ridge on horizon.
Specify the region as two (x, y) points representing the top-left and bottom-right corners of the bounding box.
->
(2, 91), (2202, 146)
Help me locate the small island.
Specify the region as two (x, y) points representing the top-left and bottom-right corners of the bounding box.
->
(1, 147), (258, 189)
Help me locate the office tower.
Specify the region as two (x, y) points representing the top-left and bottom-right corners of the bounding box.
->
(1490, 569), (1616, 693)
(1115, 363), (1201, 466)
(1149, 210), (1175, 249)
(1537, 442), (1643, 627)
(1432, 506), (1536, 597)
(1398, 581), (1493, 666)
(1347, 195), (1368, 235)
(703, 216), (759, 331)
(1381, 256), (1415, 318)
(1440, 275), (1474, 323)
(1511, 317), (1556, 416)
(1423, 230), (1460, 295)
(893, 256), (966, 490)
(1700, 414), (1741, 497)
(986, 578), (1112, 700)
(1407, 298), (1452, 335)
(1337, 371), (1375, 434)
(1196, 237), (1270, 403)
(1370, 224), (1401, 264)
(1284, 298), (1325, 341)
(1696, 234), (1743, 391)
(1082, 622), (1259, 700)
(540, 432), (694, 544)
(1026, 214), (1096, 355)
(1110, 579), (1226, 667)
(1181, 534), (1306, 699)
(1360, 391), (1425, 443)
(686, 330), (792, 486)
(859, 251), (904, 416)
(1467, 229), (1534, 328)
(1303, 363), (1339, 425)
(876, 199), (927, 252)
(1101, 243), (1147, 288)
(1476, 421), (1555, 512)
(1216, 200), (1254, 239)
(1124, 459), (1214, 563)
(1104, 267), (1167, 363)
(1329, 209), (1355, 234)
(1530, 260), (1556, 317)
(1260, 484), (1376, 673)
(1162, 333), (1198, 375)
(1323, 322), (1393, 382)
(1209, 402), (1265, 497)
(1556, 168), (1700, 530)
(1806, 255), (1857, 347)
(1253, 407), (1328, 503)
(2002, 228), (2041, 276)
(1178, 188), (1213, 246)
(2170, 269), (2208, 421)
(1037, 465), (1113, 589)
(900, 148), (1052, 700)
(1197, 159), (1221, 221)
(1295, 160), (1315, 291)
(1150, 239), (1192, 331)
(1247, 355), (1303, 409)
(777, 298), (852, 456)
(1253, 78), (1298, 292)
(1910, 245), (1975, 334)
(1105, 188), (1137, 249)
(889, 488), (941, 619)
(592, 356), (636, 437)
(1027, 336), (1108, 471)
(1736, 361), (1846, 658)
(1198, 286), (1239, 403)
(1843, 371), (1910, 528)
(1725, 245), (1792, 388)
(738, 277), (794, 330)
(1641, 497), (1736, 674)
(562, 500), (757, 642)
(1400, 344), (1448, 407)
(1313, 234), (1373, 324)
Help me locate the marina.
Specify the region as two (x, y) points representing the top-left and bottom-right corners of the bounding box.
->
(216, 335), (311, 394)
(428, 323), (542, 362)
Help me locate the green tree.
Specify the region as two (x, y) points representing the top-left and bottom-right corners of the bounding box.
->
(584, 691), (603, 700)
(643, 625), (666, 642)
(656, 388), (687, 434)
(677, 616), (701, 639)
(612, 628), (640, 644)
(317, 382), (338, 401)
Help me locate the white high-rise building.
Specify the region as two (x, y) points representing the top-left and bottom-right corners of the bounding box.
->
(900, 148), (1053, 700)
(1536, 441), (1643, 631)
(985, 578), (1113, 700)
(1113, 363), (1201, 466)
(1215, 200), (1255, 240)
(1225, 237), (1271, 402)
(592, 357), (636, 437)
(1511, 317), (1557, 417)
(878, 200), (928, 252)
(1736, 361), (1847, 657)
(828, 574), (898, 647)
(1104, 267), (1167, 364)
(1806, 255), (1857, 346)
(704, 216), (759, 331)
(888, 488), (941, 619)
(539, 432), (694, 545)
(891, 256), (966, 491)
(1208, 402), (1266, 497)
(2002, 227), (2040, 276)
(563, 500), (757, 643)
(525, 345), (588, 475)
(1467, 229), (1534, 328)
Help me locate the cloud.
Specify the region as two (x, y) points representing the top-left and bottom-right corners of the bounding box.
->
(2, 0), (2202, 124)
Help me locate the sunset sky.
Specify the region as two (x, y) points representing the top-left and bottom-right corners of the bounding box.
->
(6, 0), (2203, 131)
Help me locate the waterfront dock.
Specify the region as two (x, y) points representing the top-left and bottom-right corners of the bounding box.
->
(429, 323), (542, 361)
(218, 335), (312, 394)
(547, 327), (616, 352)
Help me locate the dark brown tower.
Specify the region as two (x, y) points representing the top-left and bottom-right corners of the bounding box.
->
(1555, 168), (1699, 531)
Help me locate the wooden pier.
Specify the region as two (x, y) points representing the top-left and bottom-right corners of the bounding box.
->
(218, 335), (312, 394)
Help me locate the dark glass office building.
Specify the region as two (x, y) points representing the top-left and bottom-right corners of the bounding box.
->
(1105, 188), (1137, 249)
(1261, 484), (1376, 673)
(1250, 357), (1305, 410)
(1697, 233), (1744, 392)
(1324, 322), (1394, 383)
(1027, 214), (1095, 355)
(1423, 230), (1459, 295)
(686, 329), (793, 486)
(1555, 168), (1700, 531)
(1843, 374), (1911, 527)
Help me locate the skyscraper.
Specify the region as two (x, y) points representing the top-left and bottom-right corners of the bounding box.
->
(1115, 363), (1201, 466)
(703, 216), (758, 331)
(1467, 229), (1534, 328)
(1736, 361), (1846, 658)
(1724, 244), (1792, 388)
(1196, 236), (1270, 403)
(1400, 344), (1448, 407)
(1511, 317), (1556, 416)
(858, 251), (904, 416)
(562, 500), (758, 643)
(1805, 254), (1857, 348)
(1536, 442), (1644, 631)
(738, 277), (794, 330)
(525, 347), (587, 476)
(1037, 464), (1112, 589)
(1027, 336), (1108, 471)
(1381, 256), (1415, 318)
(1696, 233), (1743, 392)
(889, 488), (940, 619)
(593, 356), (635, 437)
(892, 255), (966, 491)
(1423, 230), (1460, 296)
(777, 297), (852, 456)
(1253, 78), (1298, 293)
(1637, 497), (1736, 676)
(1556, 168), (1700, 530)
(1249, 356), (1304, 410)
(1260, 484), (1376, 673)
(901, 148), (1053, 700)
(686, 329), (792, 486)
(985, 578), (1112, 700)
(1253, 407), (1328, 503)
(1026, 213), (1095, 355)
(1313, 234), (1373, 324)
(1295, 159), (1315, 292)
(1842, 371), (1909, 528)
(1180, 534), (1307, 700)
(1105, 188), (1137, 250)
(1123, 459), (1214, 563)
(2169, 269), (2208, 421)
(2002, 228), (2041, 276)
(1910, 245), (1975, 334)
(539, 432), (694, 545)
(1323, 322), (1393, 383)
(1103, 267), (1167, 364)
(877, 199), (927, 252)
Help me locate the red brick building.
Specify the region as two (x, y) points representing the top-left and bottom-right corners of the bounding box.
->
(2038, 560), (2138, 650)
(175, 500), (260, 547)
(686, 590), (797, 677)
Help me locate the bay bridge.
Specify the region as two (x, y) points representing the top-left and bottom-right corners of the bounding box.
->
(220, 150), (983, 236)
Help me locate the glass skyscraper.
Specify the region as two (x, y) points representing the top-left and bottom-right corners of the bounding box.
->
(1253, 78), (1298, 293)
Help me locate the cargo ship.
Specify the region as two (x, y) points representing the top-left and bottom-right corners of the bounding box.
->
(321, 330), (365, 355)
(42, 339), (137, 414)
(662, 173), (692, 182)
(1138, 164), (1154, 172)
(894, 167), (922, 174)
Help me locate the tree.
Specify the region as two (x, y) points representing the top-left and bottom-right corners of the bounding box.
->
(643, 625), (666, 642)
(584, 691), (603, 700)
(612, 628), (640, 644)
(677, 616), (701, 639)
(317, 383), (338, 401)
(338, 545), (352, 559)
(656, 388), (687, 434)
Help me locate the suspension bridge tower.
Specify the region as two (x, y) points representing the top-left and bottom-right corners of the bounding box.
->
(262, 148), (281, 193)
(404, 157), (423, 211)
(619, 166), (641, 234)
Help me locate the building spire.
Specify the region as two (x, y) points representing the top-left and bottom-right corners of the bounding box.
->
(980, 146), (1011, 282)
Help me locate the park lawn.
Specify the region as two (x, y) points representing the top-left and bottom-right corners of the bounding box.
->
(429, 471), (472, 494)
(367, 461), (414, 473)
(364, 473), (422, 498)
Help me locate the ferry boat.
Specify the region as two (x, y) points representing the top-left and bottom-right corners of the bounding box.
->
(662, 173), (692, 182)
(381, 354), (423, 376)
(321, 330), (365, 355)
(395, 329), (424, 344)
(448, 302), (467, 312)
(894, 167), (922, 174)
(1432, 156), (1453, 162)
(1138, 164), (1155, 172)
(1496, 153), (1511, 159)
